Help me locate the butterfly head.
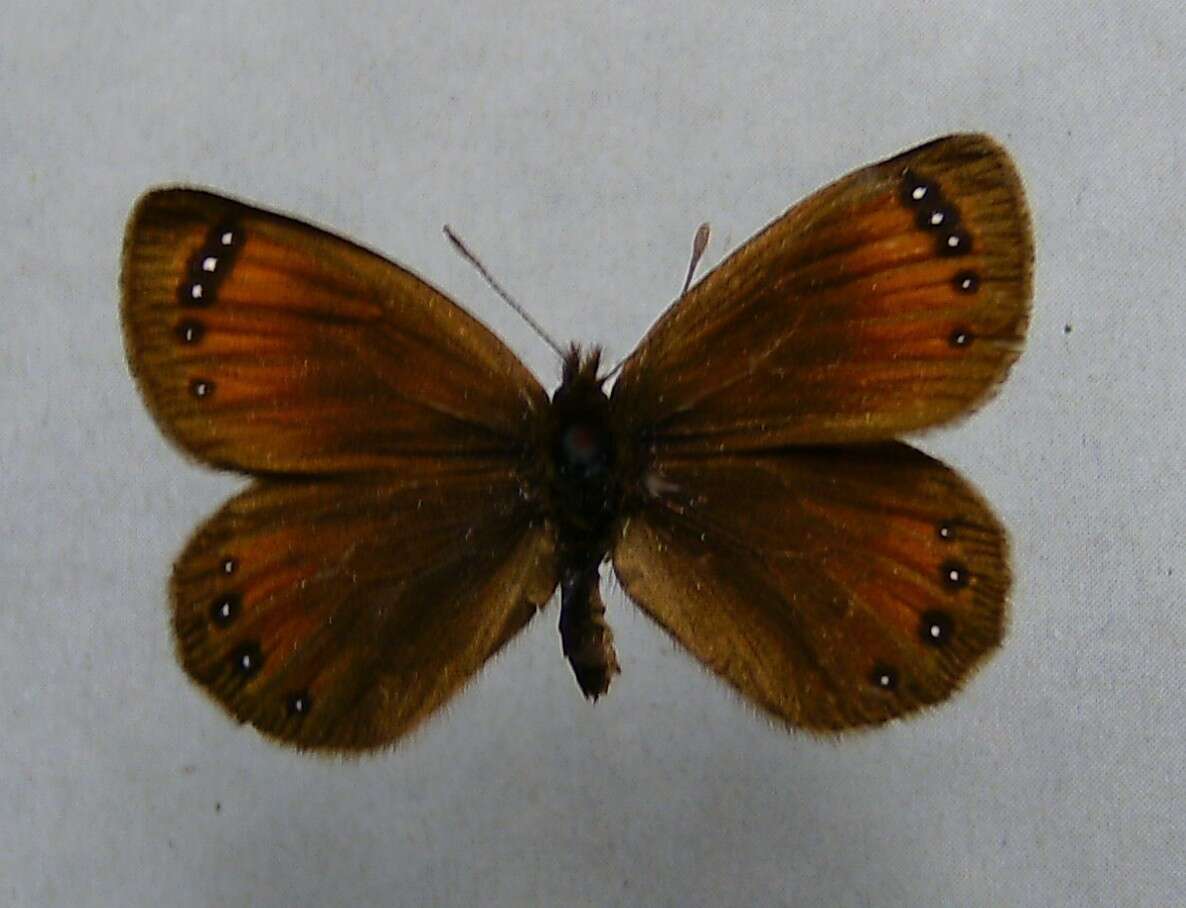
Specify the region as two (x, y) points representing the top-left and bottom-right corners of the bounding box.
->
(558, 343), (604, 388)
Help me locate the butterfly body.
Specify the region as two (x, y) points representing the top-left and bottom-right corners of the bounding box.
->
(123, 134), (1031, 751)
(544, 346), (624, 698)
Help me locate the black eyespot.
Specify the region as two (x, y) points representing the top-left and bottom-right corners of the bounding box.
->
(919, 610), (954, 646)
(941, 560), (970, 589)
(178, 281), (210, 306)
(939, 229), (972, 256)
(220, 557), (237, 575)
(936, 522), (956, 542)
(176, 319), (205, 344)
(870, 663), (898, 691)
(949, 327), (974, 348)
(189, 378), (214, 398)
(901, 169), (937, 207)
(178, 221), (244, 307)
(953, 270), (980, 294)
(210, 593), (241, 627)
(230, 641), (263, 678)
(286, 691), (311, 717)
(213, 222), (241, 250)
(917, 204), (959, 232)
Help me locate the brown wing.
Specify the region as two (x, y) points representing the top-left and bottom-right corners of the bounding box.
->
(122, 188), (547, 473)
(613, 444), (1008, 730)
(173, 472), (557, 751)
(611, 134), (1032, 448)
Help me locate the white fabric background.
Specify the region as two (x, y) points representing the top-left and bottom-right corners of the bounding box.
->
(3, 3), (1183, 905)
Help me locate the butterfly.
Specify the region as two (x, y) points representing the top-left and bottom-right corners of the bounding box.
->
(122, 134), (1032, 752)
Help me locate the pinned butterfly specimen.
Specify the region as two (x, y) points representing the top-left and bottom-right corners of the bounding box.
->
(122, 134), (1031, 751)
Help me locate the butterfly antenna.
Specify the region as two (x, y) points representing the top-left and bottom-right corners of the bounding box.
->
(602, 222), (712, 381)
(443, 225), (567, 359)
(682, 222), (711, 295)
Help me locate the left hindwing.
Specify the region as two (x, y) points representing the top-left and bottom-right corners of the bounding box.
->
(612, 445), (1008, 730)
(173, 472), (557, 751)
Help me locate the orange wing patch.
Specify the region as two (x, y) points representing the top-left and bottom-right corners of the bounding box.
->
(173, 474), (557, 751)
(614, 444), (1008, 731)
(613, 134), (1032, 448)
(123, 189), (547, 473)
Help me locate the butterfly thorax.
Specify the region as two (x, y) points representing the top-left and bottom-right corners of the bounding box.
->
(549, 347), (618, 537)
(547, 345), (622, 698)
